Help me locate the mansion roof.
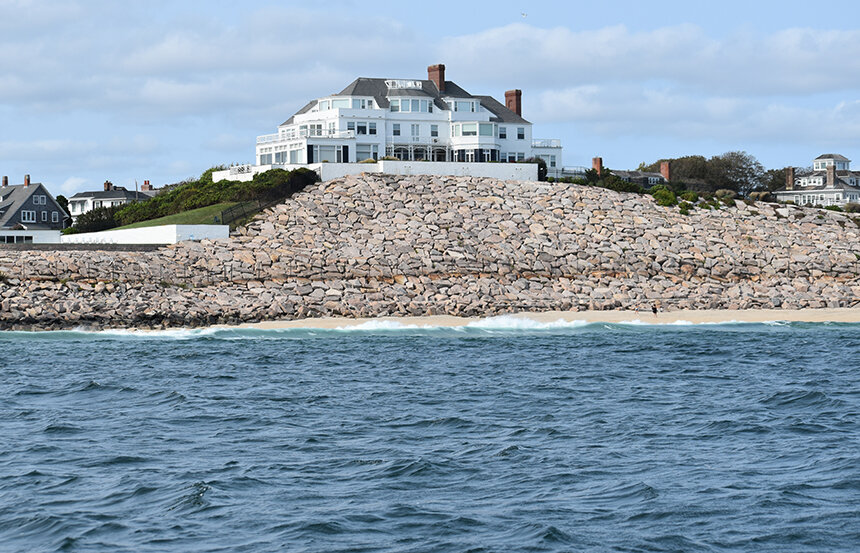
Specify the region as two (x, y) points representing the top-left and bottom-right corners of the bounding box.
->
(281, 77), (529, 126)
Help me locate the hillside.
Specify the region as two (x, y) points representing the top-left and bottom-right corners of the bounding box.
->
(1, 174), (859, 329)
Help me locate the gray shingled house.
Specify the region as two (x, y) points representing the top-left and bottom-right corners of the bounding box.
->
(0, 175), (68, 233)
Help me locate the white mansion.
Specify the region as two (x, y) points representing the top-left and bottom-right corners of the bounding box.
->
(774, 154), (860, 207)
(216, 64), (564, 182)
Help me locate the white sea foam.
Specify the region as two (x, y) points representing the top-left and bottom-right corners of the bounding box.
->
(465, 315), (590, 330)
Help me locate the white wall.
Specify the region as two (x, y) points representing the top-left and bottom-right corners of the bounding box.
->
(62, 225), (229, 245)
(213, 161), (538, 183)
(0, 229), (62, 244)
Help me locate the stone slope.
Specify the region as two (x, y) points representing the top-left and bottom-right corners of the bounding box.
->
(1, 174), (859, 329)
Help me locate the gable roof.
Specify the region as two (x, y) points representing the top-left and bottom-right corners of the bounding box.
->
(0, 183), (63, 228)
(280, 76), (530, 125)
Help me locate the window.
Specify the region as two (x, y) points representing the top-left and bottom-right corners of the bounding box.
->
(21, 210), (36, 223)
(453, 124), (461, 137)
(52, 211), (59, 223)
(41, 211), (48, 222)
(411, 124), (419, 138)
(479, 123), (494, 137)
(347, 122), (355, 132)
(369, 122), (377, 135)
(462, 123), (477, 136)
(260, 153), (272, 164)
(390, 99), (400, 112)
(352, 98), (368, 109)
(318, 100), (330, 111)
(357, 144), (379, 161)
(34, 195), (46, 205)
(455, 101), (474, 112)
(331, 98), (350, 108)
(430, 124), (438, 137)
(411, 99), (420, 112)
(392, 123), (400, 136)
(517, 152), (525, 161)
(357, 122), (367, 135)
(550, 155), (556, 168)
(517, 127), (525, 139)
(499, 127), (507, 139)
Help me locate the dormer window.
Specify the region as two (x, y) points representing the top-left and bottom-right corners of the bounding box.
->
(454, 101), (475, 112)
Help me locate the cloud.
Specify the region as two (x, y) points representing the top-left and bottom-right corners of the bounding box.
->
(440, 23), (860, 96)
(59, 176), (88, 196)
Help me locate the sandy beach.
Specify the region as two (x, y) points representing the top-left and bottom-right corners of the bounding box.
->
(239, 307), (860, 330)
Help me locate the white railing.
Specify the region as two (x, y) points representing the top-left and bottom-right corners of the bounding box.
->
(387, 136), (446, 145)
(532, 139), (562, 148)
(229, 164), (254, 175)
(257, 130), (356, 143)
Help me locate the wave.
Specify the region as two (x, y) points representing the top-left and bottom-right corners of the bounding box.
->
(0, 316), (856, 341)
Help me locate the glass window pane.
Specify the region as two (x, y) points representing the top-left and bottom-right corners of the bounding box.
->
(479, 123), (493, 136)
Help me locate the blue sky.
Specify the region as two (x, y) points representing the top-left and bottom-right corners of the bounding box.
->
(3, 0), (860, 196)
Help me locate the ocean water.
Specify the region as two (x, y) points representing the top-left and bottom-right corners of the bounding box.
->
(1, 318), (859, 552)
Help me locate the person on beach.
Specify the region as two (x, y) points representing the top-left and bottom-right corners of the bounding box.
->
(652, 304), (658, 316)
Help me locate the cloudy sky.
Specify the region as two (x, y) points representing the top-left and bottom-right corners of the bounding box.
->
(3, 0), (860, 196)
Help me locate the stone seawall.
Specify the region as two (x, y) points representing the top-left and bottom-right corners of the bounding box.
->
(1, 174), (859, 329)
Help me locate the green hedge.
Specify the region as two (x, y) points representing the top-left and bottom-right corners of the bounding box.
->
(114, 167), (318, 226)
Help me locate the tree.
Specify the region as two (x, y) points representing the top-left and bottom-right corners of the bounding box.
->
(524, 157), (548, 181)
(707, 151), (764, 197)
(762, 168), (787, 192)
(55, 194), (69, 215)
(68, 205), (122, 233)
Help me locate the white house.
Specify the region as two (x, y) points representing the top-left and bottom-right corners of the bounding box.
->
(775, 154), (860, 207)
(217, 64), (564, 182)
(67, 180), (158, 223)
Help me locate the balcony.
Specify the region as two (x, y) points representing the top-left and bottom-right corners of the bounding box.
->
(532, 139), (562, 148)
(257, 130), (356, 144)
(388, 135), (446, 146)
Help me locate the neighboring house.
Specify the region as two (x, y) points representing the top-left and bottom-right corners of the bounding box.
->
(774, 154), (860, 207)
(68, 180), (157, 223)
(593, 157), (670, 187)
(250, 63), (564, 177)
(0, 174), (68, 243)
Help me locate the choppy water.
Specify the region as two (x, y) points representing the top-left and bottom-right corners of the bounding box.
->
(2, 317), (859, 552)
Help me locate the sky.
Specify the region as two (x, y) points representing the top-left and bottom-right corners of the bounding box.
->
(3, 0), (860, 196)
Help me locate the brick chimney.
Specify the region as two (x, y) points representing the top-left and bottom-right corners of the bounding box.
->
(660, 161), (671, 183)
(428, 64), (445, 93)
(785, 167), (795, 190)
(1, 176), (7, 188)
(104, 180), (113, 191)
(24, 174), (30, 187)
(505, 89), (522, 117)
(141, 180), (152, 191)
(826, 164), (836, 188)
(592, 157), (603, 177)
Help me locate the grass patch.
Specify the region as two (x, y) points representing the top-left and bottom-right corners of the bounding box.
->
(114, 202), (239, 229)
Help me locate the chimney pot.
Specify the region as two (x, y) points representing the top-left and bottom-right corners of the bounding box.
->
(2, 176), (7, 187)
(104, 180), (112, 191)
(505, 89), (522, 117)
(428, 64), (445, 93)
(786, 167), (795, 190)
(660, 161), (671, 183)
(592, 157), (603, 177)
(24, 174), (30, 187)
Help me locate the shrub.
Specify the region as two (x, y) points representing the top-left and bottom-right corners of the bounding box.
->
(680, 190), (699, 202)
(748, 191), (772, 202)
(546, 176), (555, 183)
(70, 205), (123, 233)
(824, 205), (843, 212)
(114, 166), (319, 226)
(844, 202), (860, 213)
(650, 185), (677, 207)
(601, 176), (643, 194)
(380, 156), (398, 161)
(358, 158), (377, 164)
(523, 157), (548, 181)
(678, 201), (693, 215)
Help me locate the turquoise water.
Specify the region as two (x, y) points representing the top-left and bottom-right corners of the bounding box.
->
(1, 319), (859, 552)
